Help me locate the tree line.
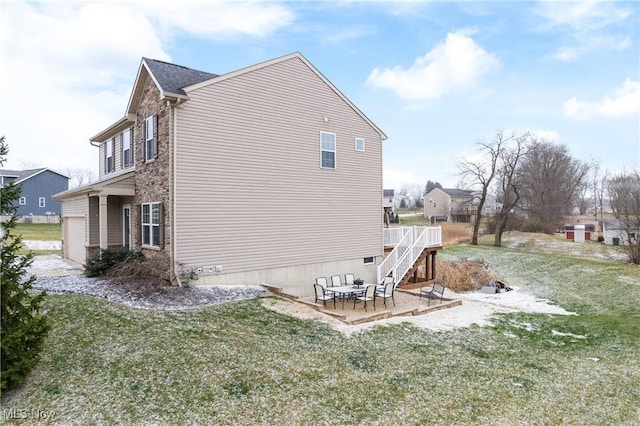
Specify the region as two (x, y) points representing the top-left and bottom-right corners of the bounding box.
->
(455, 130), (639, 264)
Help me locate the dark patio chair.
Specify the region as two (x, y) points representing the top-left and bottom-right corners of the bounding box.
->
(420, 282), (445, 306)
(353, 284), (376, 312)
(314, 283), (335, 308)
(376, 279), (396, 308)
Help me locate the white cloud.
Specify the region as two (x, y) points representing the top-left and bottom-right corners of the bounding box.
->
(564, 79), (640, 120)
(535, 1), (633, 61)
(138, 0), (295, 39)
(366, 29), (499, 100)
(0, 1), (294, 172)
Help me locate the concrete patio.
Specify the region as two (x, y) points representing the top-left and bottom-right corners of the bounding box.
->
(262, 285), (461, 325)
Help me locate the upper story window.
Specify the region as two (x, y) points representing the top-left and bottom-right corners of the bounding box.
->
(320, 131), (336, 169)
(19, 197), (26, 205)
(355, 137), (365, 152)
(122, 128), (132, 168)
(39, 197), (46, 208)
(106, 138), (114, 173)
(141, 202), (161, 247)
(144, 116), (158, 161)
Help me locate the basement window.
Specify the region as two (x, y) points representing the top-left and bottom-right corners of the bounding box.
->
(363, 256), (374, 264)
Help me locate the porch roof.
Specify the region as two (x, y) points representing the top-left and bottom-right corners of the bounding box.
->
(53, 171), (135, 200)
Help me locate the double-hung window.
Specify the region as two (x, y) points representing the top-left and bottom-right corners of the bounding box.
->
(106, 138), (114, 173)
(320, 131), (336, 169)
(122, 128), (132, 168)
(39, 197), (46, 208)
(144, 116), (157, 161)
(19, 197), (26, 205)
(355, 137), (365, 152)
(141, 202), (161, 247)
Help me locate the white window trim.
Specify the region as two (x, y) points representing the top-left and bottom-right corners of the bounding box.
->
(106, 137), (114, 173)
(122, 128), (132, 168)
(355, 137), (365, 152)
(39, 197), (46, 208)
(145, 116), (155, 161)
(141, 202), (160, 247)
(320, 131), (336, 169)
(19, 197), (26, 205)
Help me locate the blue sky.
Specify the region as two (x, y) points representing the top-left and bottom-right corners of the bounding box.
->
(1, 0), (638, 190)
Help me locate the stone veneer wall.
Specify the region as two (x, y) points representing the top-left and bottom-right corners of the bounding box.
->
(133, 76), (172, 258)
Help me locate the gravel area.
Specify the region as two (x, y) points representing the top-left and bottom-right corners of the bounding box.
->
(28, 255), (268, 310)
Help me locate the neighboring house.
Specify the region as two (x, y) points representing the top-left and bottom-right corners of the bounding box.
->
(423, 188), (476, 223)
(601, 219), (639, 246)
(0, 168), (69, 218)
(54, 52), (387, 295)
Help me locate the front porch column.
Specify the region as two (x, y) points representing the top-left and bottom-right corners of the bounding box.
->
(99, 195), (108, 249)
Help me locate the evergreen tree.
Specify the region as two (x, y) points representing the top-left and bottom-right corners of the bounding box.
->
(0, 136), (49, 390)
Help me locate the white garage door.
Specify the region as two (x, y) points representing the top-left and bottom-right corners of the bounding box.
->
(65, 217), (86, 264)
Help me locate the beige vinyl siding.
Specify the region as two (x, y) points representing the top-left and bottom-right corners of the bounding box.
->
(61, 195), (88, 217)
(174, 56), (383, 274)
(98, 144), (106, 179)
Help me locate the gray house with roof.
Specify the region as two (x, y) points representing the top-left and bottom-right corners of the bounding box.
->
(54, 52), (387, 295)
(1, 168), (69, 218)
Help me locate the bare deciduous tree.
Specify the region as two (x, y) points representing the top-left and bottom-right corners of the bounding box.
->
(458, 130), (509, 245)
(493, 132), (531, 246)
(64, 167), (97, 189)
(606, 170), (640, 264)
(519, 141), (591, 232)
(399, 183), (424, 208)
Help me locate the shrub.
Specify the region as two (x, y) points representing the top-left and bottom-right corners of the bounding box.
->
(1, 136), (49, 391)
(84, 247), (145, 277)
(435, 258), (500, 292)
(106, 252), (172, 288)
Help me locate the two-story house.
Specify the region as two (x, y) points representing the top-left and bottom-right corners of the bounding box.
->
(54, 52), (388, 295)
(423, 187), (476, 223)
(1, 168), (69, 221)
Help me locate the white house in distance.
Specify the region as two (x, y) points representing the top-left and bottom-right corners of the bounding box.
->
(601, 219), (639, 246)
(54, 52), (389, 296)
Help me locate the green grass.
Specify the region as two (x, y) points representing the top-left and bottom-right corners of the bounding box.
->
(2, 243), (639, 424)
(14, 223), (62, 240)
(10, 223), (62, 256)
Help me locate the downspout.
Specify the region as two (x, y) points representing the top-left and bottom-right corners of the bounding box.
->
(171, 98), (185, 286)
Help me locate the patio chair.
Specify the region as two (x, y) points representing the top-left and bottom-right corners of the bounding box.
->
(344, 273), (355, 285)
(353, 284), (377, 312)
(376, 279), (396, 308)
(420, 282), (445, 306)
(316, 277), (328, 289)
(314, 283), (336, 308)
(330, 275), (342, 287)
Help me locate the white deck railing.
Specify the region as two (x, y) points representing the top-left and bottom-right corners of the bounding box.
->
(378, 226), (442, 283)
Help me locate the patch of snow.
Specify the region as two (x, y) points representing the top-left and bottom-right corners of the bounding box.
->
(24, 240), (61, 250)
(552, 330), (587, 339)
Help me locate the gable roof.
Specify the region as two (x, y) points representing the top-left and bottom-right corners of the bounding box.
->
(143, 58), (218, 97)
(0, 168), (69, 183)
(126, 58), (217, 115)
(121, 52), (386, 140)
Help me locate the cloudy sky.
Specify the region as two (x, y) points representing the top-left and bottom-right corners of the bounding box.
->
(1, 0), (638, 189)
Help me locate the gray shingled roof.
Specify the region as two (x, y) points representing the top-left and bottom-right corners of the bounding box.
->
(143, 58), (218, 96)
(442, 188), (474, 197)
